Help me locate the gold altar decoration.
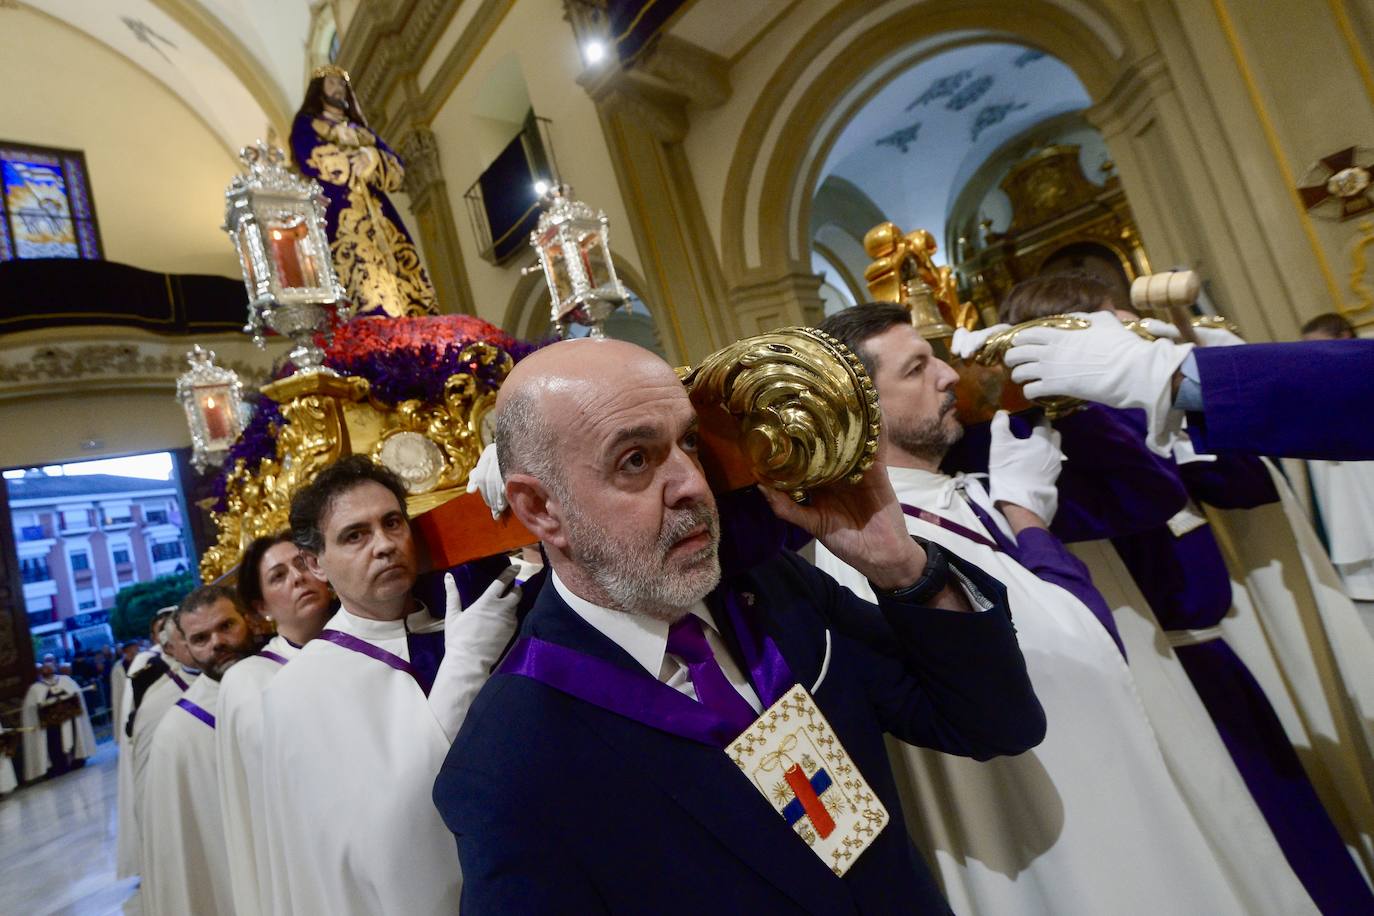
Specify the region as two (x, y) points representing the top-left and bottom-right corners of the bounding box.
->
(955, 145), (1149, 320)
(199, 341), (510, 581)
(863, 222), (977, 338)
(682, 327), (881, 498)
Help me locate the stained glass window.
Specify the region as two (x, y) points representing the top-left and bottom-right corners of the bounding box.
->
(0, 142), (101, 262)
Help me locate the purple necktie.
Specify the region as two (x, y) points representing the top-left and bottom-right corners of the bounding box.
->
(666, 614), (758, 735)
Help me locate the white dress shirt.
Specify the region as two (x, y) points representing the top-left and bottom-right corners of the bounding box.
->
(551, 570), (763, 714)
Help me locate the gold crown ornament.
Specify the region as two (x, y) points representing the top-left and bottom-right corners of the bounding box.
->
(311, 64), (351, 82)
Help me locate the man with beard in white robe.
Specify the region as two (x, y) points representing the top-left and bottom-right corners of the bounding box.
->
(21, 654), (96, 782)
(141, 585), (256, 916)
(812, 303), (1314, 915)
(216, 532), (334, 916)
(260, 455), (521, 915)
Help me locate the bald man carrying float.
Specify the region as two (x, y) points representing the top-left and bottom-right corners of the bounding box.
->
(433, 338), (1046, 914)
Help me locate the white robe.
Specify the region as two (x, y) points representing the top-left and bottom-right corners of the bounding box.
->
(1306, 458), (1374, 599)
(20, 674), (95, 781)
(1204, 459), (1374, 876)
(113, 657), (141, 878)
(130, 662), (199, 825)
(814, 467), (1274, 916)
(0, 724), (17, 794)
(217, 636), (300, 916)
(141, 674), (233, 916)
(260, 606), (458, 916)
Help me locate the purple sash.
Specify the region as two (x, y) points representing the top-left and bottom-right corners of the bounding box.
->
(175, 698), (215, 729)
(499, 591), (794, 748)
(901, 503), (1005, 554)
(259, 650), (290, 666)
(315, 630), (432, 695)
(167, 669), (190, 691)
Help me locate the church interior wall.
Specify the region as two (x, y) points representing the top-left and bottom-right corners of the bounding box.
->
(420, 0), (648, 332)
(0, 6), (242, 279)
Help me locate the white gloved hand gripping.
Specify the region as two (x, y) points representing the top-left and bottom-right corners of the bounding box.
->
(466, 442), (507, 519)
(987, 410), (1065, 524)
(951, 324), (1011, 360)
(1003, 310), (1194, 457)
(428, 567), (521, 742)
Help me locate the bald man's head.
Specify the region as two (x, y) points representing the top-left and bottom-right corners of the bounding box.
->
(495, 339), (681, 487)
(494, 339), (719, 620)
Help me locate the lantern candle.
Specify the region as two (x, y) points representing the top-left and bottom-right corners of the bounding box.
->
(200, 391), (230, 441)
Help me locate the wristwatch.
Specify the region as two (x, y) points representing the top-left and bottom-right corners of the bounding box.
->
(872, 536), (950, 605)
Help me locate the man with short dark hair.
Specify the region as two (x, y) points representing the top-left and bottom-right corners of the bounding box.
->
(142, 586), (256, 916)
(260, 455), (520, 915)
(815, 302), (1311, 914)
(435, 337), (1046, 914)
(217, 532), (334, 916)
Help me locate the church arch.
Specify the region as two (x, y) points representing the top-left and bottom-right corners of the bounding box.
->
(719, 0), (1136, 286)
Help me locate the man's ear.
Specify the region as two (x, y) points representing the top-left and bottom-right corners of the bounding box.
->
(505, 473), (567, 550)
(301, 549), (329, 585)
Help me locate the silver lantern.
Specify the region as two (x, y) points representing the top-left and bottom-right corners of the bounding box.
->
(528, 184), (629, 338)
(177, 346), (246, 472)
(222, 141), (348, 374)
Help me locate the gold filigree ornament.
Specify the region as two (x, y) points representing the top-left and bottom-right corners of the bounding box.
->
(199, 341), (510, 581)
(682, 327), (880, 499)
(975, 315), (1094, 419)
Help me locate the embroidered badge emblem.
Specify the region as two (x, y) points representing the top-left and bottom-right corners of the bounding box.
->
(726, 684), (888, 875)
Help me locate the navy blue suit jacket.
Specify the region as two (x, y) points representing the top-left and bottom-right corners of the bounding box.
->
(434, 550), (1044, 914)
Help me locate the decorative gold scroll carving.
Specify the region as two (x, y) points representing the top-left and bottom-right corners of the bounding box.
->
(199, 341), (512, 581)
(683, 327), (880, 498)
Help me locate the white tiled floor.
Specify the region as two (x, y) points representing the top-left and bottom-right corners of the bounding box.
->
(0, 742), (141, 916)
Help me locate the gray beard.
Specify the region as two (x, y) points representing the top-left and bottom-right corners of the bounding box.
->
(561, 494), (722, 622)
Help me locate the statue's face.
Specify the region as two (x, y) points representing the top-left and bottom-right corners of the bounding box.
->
(323, 75), (348, 109)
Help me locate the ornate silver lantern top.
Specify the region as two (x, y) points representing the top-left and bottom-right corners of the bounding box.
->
(176, 345), (246, 472)
(528, 184), (629, 338)
(223, 141), (347, 374)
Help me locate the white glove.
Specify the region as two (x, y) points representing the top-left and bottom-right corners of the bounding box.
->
(466, 442), (507, 519)
(1003, 310), (1193, 456)
(987, 410), (1065, 524)
(428, 568), (520, 742)
(1136, 317), (1182, 340)
(1137, 317), (1244, 347)
(1192, 325), (1245, 347)
(951, 324), (1011, 359)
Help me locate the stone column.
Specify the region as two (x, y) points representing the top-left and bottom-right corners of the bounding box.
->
(578, 38), (738, 364)
(397, 125), (476, 316)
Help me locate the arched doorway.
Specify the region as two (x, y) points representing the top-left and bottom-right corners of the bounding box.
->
(716, 0), (1308, 341)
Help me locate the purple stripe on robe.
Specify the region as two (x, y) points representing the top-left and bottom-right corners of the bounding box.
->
(315, 630), (433, 696)
(259, 650), (289, 666)
(175, 697), (215, 729)
(1052, 404), (1372, 908)
(1174, 639), (1374, 913)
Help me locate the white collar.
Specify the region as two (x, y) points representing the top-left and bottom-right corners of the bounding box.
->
(551, 569), (713, 678)
(328, 601), (437, 642)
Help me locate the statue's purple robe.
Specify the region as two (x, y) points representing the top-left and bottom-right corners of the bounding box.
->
(1050, 406), (1374, 914)
(290, 111), (437, 318)
(1188, 340), (1374, 460)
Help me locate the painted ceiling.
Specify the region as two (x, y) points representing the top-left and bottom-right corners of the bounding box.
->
(819, 42), (1091, 266)
(18, 0), (312, 152)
